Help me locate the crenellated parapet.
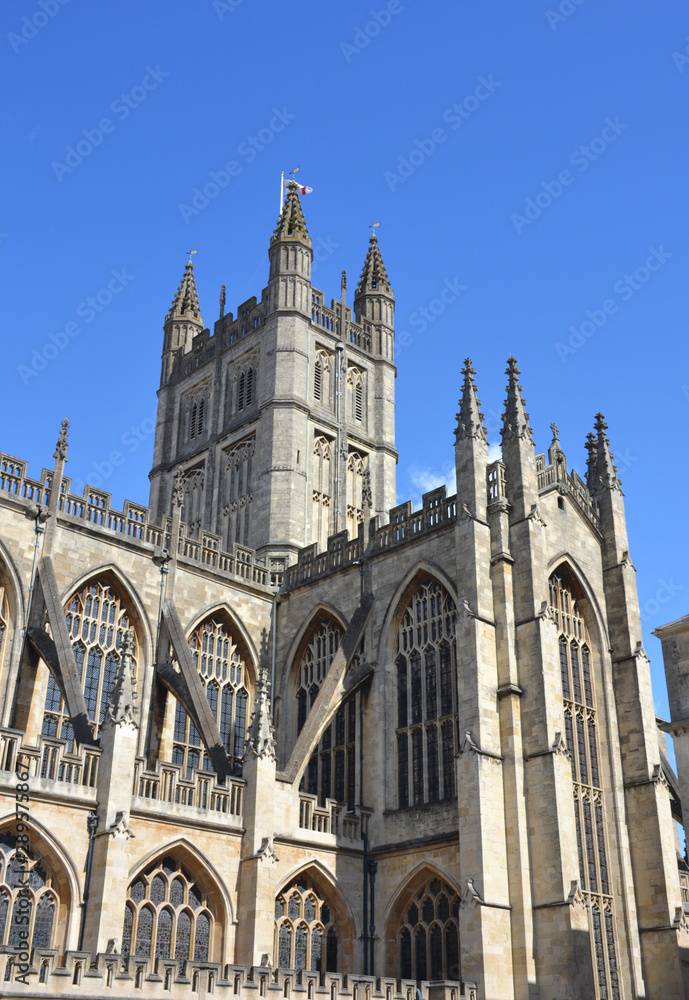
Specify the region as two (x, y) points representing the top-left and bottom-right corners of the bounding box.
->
(0, 950), (476, 1000)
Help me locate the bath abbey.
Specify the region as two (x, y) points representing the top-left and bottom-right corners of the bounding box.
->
(1, 183), (689, 999)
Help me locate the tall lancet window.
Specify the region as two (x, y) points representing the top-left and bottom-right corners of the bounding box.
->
(296, 618), (359, 811)
(549, 571), (620, 1000)
(170, 615), (250, 779)
(0, 582), (8, 668)
(275, 875), (339, 972)
(42, 580), (136, 750)
(0, 835), (58, 952)
(312, 436), (332, 552)
(395, 579), (458, 808)
(346, 451), (367, 539)
(347, 367), (365, 425)
(223, 438), (254, 548)
(179, 467), (205, 539)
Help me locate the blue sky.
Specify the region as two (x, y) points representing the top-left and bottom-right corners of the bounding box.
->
(2, 0), (688, 715)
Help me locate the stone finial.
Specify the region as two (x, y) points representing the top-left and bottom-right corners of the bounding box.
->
(246, 667), (277, 760)
(106, 629), (138, 727)
(341, 269), (347, 291)
(356, 230), (392, 295)
(271, 182), (310, 244)
(548, 422), (566, 476)
(219, 283), (226, 319)
(172, 466), (185, 508)
(550, 423), (559, 441)
(456, 358), (487, 443)
(166, 258), (203, 324)
(53, 419), (69, 462)
(501, 357), (534, 444)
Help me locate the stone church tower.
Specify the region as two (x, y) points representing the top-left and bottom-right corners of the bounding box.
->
(0, 185), (686, 999)
(149, 184), (397, 572)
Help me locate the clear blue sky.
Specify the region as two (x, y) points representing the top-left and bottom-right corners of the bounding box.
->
(2, 0), (687, 715)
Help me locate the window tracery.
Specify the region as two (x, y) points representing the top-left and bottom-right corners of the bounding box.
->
(549, 572), (619, 1000)
(186, 382), (211, 442)
(0, 835), (57, 952)
(346, 451), (367, 539)
(395, 580), (458, 808)
(223, 438), (254, 549)
(346, 367), (364, 424)
(228, 354), (259, 419)
(312, 436), (333, 551)
(296, 618), (359, 810)
(42, 580), (136, 748)
(396, 876), (460, 982)
(170, 616), (250, 778)
(275, 876), (338, 972)
(179, 467), (205, 538)
(121, 856), (213, 964)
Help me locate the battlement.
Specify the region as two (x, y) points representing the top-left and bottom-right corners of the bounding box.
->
(0, 453), (279, 591)
(0, 950), (476, 1000)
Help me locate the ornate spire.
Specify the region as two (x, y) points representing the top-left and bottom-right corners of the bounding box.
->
(53, 419), (69, 462)
(166, 259), (203, 323)
(356, 231), (391, 295)
(501, 357), (534, 443)
(246, 667), (276, 760)
(271, 182), (310, 244)
(456, 359), (487, 443)
(106, 630), (138, 727)
(591, 413), (621, 492)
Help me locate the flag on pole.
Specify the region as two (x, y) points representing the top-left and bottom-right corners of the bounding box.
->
(286, 180), (313, 195)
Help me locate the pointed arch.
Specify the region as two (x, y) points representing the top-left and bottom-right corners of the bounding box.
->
(126, 838), (233, 965)
(376, 562), (460, 665)
(0, 539), (25, 730)
(0, 813), (81, 952)
(183, 603), (259, 681)
(383, 863), (462, 981)
(274, 860), (357, 972)
(547, 554), (610, 653)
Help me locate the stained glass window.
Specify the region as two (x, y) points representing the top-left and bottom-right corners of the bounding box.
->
(550, 571), (618, 1000)
(296, 618), (359, 809)
(32, 895), (55, 950)
(42, 580), (136, 742)
(396, 876), (460, 982)
(171, 617), (251, 779)
(275, 876), (339, 971)
(122, 858), (214, 963)
(396, 581), (458, 807)
(0, 839), (57, 951)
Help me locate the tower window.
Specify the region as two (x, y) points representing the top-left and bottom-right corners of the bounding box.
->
(314, 361), (322, 402)
(190, 403), (197, 440)
(355, 382), (363, 422)
(237, 373), (245, 412)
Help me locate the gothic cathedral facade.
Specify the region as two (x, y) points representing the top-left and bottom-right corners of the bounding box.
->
(0, 185), (686, 999)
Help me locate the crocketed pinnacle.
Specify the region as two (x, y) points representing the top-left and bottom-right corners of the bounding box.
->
(166, 259), (203, 324)
(246, 667), (277, 760)
(456, 359), (487, 442)
(591, 413), (621, 491)
(501, 357), (534, 443)
(585, 431), (597, 489)
(356, 232), (391, 295)
(54, 418), (69, 462)
(271, 182), (311, 244)
(106, 629), (138, 727)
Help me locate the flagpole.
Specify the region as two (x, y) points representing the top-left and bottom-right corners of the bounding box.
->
(280, 171), (284, 213)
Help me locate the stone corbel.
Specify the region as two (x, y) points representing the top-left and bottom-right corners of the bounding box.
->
(106, 811), (135, 840)
(459, 731), (503, 761)
(254, 837), (279, 864)
(567, 880), (588, 911)
(527, 503), (547, 528)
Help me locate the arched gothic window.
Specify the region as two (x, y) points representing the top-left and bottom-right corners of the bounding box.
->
(346, 451), (367, 540)
(313, 350), (332, 407)
(296, 619), (358, 810)
(42, 580), (136, 747)
(0, 835), (57, 952)
(181, 467), (205, 538)
(171, 617), (250, 778)
(275, 876), (338, 972)
(395, 580), (458, 808)
(347, 368), (364, 424)
(122, 856), (213, 964)
(549, 572), (620, 1000)
(0, 582), (8, 674)
(397, 876), (460, 982)
(312, 436), (332, 551)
